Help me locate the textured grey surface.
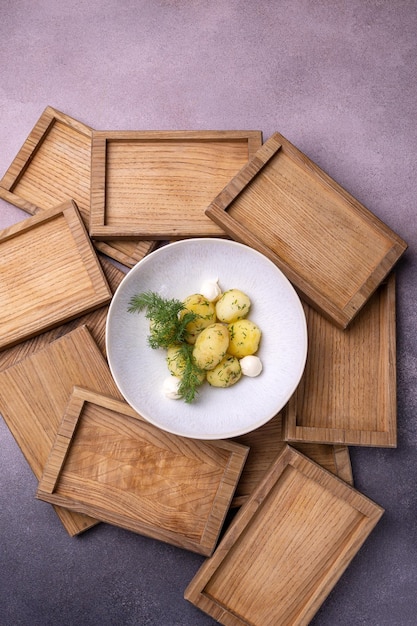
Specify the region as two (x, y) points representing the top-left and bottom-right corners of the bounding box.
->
(0, 1), (416, 625)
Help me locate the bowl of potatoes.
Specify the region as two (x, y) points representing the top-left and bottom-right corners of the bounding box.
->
(106, 238), (307, 439)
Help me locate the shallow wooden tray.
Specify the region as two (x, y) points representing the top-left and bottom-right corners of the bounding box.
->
(0, 325), (124, 536)
(0, 106), (156, 267)
(37, 388), (248, 555)
(283, 274), (397, 447)
(231, 412), (352, 507)
(185, 445), (383, 626)
(0, 255), (124, 370)
(0, 200), (112, 350)
(89, 130), (263, 239)
(205, 132), (407, 328)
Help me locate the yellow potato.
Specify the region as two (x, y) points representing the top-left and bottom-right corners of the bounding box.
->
(179, 294), (217, 344)
(192, 323), (229, 370)
(206, 355), (242, 388)
(228, 319), (261, 358)
(215, 289), (251, 323)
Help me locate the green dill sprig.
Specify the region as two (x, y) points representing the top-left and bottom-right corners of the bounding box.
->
(127, 291), (205, 402)
(128, 291), (198, 349)
(175, 343), (205, 403)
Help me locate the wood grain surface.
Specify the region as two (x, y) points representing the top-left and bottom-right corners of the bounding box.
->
(90, 130), (263, 239)
(0, 106), (156, 267)
(0, 326), (124, 535)
(185, 445), (384, 626)
(231, 412), (353, 507)
(205, 132), (407, 328)
(0, 255), (124, 370)
(37, 388), (249, 555)
(0, 200), (112, 350)
(283, 275), (397, 447)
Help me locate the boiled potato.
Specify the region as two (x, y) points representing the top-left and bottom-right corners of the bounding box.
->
(166, 345), (206, 383)
(206, 355), (242, 388)
(228, 319), (261, 358)
(192, 323), (229, 370)
(180, 294), (216, 344)
(215, 289), (251, 323)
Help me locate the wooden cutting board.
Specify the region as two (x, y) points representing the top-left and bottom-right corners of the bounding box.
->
(205, 132), (407, 328)
(0, 325), (124, 536)
(0, 105), (156, 267)
(283, 274), (397, 447)
(89, 130), (263, 239)
(37, 387), (249, 556)
(185, 445), (384, 626)
(231, 412), (352, 507)
(0, 200), (112, 350)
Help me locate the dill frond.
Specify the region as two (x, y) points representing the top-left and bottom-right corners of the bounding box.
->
(128, 291), (206, 402)
(128, 291), (198, 349)
(176, 343), (206, 403)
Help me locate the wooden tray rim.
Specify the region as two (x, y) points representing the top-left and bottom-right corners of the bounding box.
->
(205, 132), (407, 328)
(0, 199), (112, 350)
(36, 387), (249, 556)
(283, 275), (397, 447)
(0, 325), (124, 536)
(184, 445), (384, 625)
(231, 412), (353, 507)
(89, 129), (263, 240)
(0, 105), (93, 196)
(0, 106), (156, 267)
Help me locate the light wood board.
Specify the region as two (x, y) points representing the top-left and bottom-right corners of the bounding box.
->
(185, 445), (384, 626)
(37, 388), (249, 555)
(0, 200), (112, 350)
(205, 132), (407, 328)
(283, 275), (397, 447)
(0, 326), (124, 535)
(231, 412), (353, 507)
(0, 105), (156, 267)
(0, 257), (124, 533)
(0, 255), (124, 370)
(89, 130), (263, 239)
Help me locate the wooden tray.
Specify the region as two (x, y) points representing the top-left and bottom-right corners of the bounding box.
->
(231, 412), (352, 507)
(37, 388), (249, 555)
(0, 200), (112, 350)
(89, 130), (263, 239)
(283, 274), (397, 447)
(0, 255), (124, 370)
(0, 106), (156, 267)
(185, 445), (384, 626)
(205, 132), (407, 328)
(0, 325), (124, 536)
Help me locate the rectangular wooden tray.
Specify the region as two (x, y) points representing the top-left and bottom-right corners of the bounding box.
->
(0, 106), (156, 267)
(0, 200), (112, 350)
(231, 412), (353, 507)
(0, 255), (124, 371)
(283, 274), (397, 447)
(0, 325), (124, 536)
(205, 132), (407, 328)
(185, 445), (384, 626)
(37, 388), (249, 555)
(89, 130), (263, 239)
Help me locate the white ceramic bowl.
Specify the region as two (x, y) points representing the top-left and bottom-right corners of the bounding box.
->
(106, 238), (307, 439)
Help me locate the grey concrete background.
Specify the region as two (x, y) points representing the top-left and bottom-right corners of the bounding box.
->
(0, 1), (416, 625)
